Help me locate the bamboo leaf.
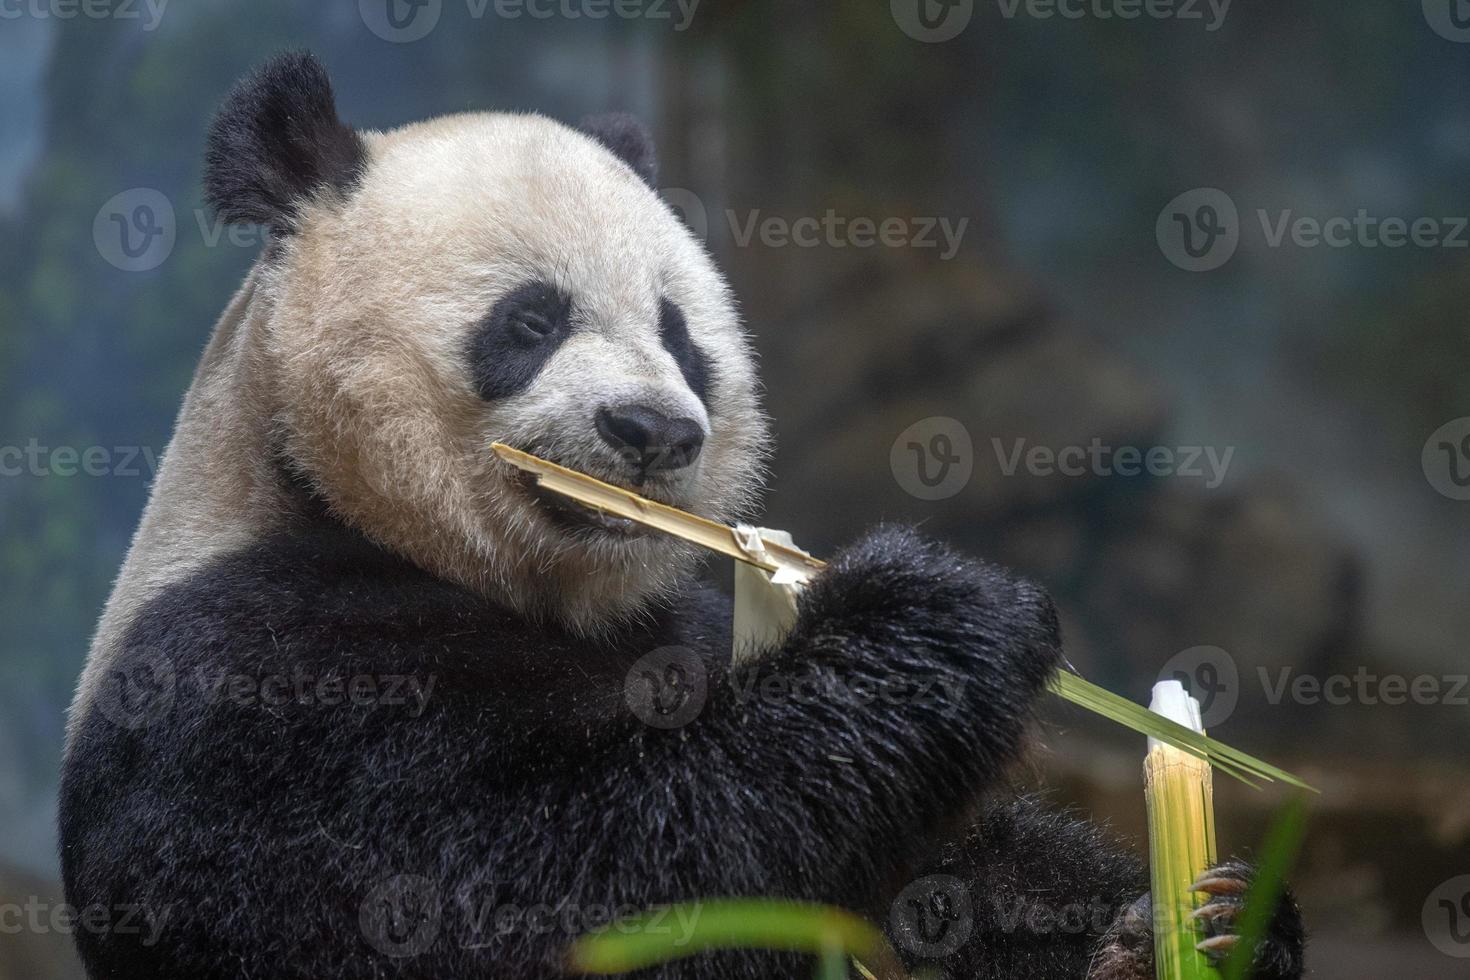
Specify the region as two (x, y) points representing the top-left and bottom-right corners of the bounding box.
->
(567, 899), (892, 976)
(1050, 673), (1316, 792)
(1221, 795), (1311, 980)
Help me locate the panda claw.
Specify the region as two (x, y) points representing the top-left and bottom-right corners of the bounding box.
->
(1192, 901), (1237, 924)
(1190, 875), (1248, 897)
(1195, 933), (1239, 961)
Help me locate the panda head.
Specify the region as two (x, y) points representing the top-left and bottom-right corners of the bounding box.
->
(206, 52), (768, 628)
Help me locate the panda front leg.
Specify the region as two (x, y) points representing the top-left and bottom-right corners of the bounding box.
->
(580, 525), (1065, 926)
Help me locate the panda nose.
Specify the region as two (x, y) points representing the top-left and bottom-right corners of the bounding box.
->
(595, 406), (705, 474)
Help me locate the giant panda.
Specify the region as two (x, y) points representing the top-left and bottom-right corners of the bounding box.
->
(59, 52), (1305, 980)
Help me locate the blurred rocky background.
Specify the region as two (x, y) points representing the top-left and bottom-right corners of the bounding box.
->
(2, 0), (1468, 975)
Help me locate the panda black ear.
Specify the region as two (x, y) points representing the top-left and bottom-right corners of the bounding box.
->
(204, 51), (366, 232)
(579, 112), (658, 187)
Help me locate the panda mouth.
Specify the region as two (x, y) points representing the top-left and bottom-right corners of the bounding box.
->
(516, 473), (646, 538)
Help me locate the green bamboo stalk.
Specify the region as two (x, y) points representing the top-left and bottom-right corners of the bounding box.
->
(1144, 681), (1219, 980)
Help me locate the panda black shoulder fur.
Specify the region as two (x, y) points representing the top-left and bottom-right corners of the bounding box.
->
(59, 52), (1305, 980)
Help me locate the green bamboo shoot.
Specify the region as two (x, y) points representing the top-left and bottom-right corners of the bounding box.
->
(1145, 681), (1218, 980)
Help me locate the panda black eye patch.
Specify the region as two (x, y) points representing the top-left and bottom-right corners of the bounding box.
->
(467, 280), (575, 401)
(659, 298), (712, 405)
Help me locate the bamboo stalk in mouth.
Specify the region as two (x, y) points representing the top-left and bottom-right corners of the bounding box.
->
(491, 442), (1315, 794)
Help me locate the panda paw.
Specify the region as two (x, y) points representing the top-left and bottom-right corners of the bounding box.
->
(1089, 861), (1305, 980)
(803, 525), (1062, 679)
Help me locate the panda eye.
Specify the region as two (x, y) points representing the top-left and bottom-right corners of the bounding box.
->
(467, 280), (574, 401)
(511, 310), (555, 340)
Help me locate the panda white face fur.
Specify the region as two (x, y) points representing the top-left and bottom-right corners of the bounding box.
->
(224, 59), (767, 629)
(69, 51), (767, 740)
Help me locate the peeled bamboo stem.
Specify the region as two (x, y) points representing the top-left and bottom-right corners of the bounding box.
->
(1145, 682), (1218, 980)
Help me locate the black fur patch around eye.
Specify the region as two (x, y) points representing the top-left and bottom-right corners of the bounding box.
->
(658, 299), (712, 405)
(466, 281), (575, 401)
